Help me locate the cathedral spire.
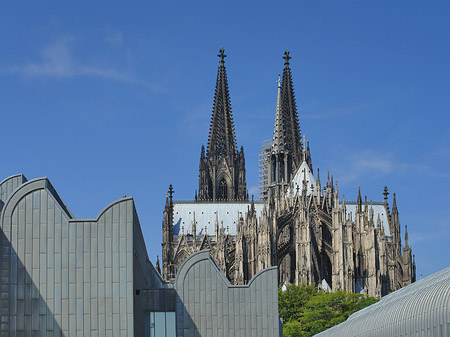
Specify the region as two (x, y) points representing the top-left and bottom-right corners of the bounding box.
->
(272, 73), (285, 152)
(207, 47), (237, 159)
(198, 48), (247, 201)
(281, 49), (302, 168)
(268, 50), (302, 193)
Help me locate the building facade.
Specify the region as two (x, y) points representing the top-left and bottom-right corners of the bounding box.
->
(162, 49), (416, 297)
(0, 174), (281, 337)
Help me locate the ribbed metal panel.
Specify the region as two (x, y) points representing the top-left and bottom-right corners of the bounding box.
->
(315, 267), (450, 337)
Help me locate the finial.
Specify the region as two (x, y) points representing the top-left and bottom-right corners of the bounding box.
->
(383, 186), (389, 202)
(283, 49), (292, 65)
(277, 73), (281, 88)
(301, 135), (307, 158)
(218, 47), (226, 63)
(169, 184), (175, 203)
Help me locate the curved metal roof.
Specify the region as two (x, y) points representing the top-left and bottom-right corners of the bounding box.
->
(315, 267), (450, 337)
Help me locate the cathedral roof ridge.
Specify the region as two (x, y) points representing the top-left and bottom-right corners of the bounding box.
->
(346, 200), (384, 205)
(173, 199), (264, 204)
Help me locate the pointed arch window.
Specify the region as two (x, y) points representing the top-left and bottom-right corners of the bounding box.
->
(219, 178), (228, 200)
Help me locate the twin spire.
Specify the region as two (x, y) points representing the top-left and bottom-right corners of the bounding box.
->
(207, 48), (302, 164)
(200, 48), (303, 200)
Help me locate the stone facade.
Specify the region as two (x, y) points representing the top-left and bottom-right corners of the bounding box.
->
(162, 49), (416, 297)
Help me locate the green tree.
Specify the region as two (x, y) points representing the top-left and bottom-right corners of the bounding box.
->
(279, 284), (378, 337)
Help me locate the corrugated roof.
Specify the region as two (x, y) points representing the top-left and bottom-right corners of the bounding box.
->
(314, 267), (450, 337)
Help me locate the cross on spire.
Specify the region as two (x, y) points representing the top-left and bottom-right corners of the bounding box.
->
(301, 135), (308, 154)
(283, 49), (292, 65)
(218, 47), (226, 63)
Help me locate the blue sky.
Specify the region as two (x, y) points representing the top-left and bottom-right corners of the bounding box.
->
(1, 1), (449, 278)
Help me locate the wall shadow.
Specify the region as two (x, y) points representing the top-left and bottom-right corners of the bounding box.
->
(0, 228), (64, 336)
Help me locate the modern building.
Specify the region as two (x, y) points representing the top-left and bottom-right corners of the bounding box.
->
(314, 267), (450, 337)
(0, 174), (281, 336)
(162, 48), (416, 297)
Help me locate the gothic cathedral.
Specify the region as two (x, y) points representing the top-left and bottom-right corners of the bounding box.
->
(161, 48), (415, 297)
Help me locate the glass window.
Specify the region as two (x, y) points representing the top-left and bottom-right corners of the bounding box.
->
(166, 312), (176, 337)
(149, 312), (155, 337)
(155, 312), (166, 336)
(146, 311), (176, 337)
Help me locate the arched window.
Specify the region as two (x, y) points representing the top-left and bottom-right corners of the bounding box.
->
(219, 178), (227, 200)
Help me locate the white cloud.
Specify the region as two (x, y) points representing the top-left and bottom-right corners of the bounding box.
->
(20, 37), (75, 78)
(331, 149), (450, 187)
(335, 150), (398, 185)
(15, 37), (131, 82)
(5, 37), (163, 92)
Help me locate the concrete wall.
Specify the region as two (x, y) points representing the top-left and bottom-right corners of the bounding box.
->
(174, 250), (280, 337)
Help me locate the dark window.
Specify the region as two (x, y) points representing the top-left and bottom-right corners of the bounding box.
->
(219, 179), (227, 200)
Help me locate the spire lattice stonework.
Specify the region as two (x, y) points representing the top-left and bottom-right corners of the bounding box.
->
(207, 47), (237, 159)
(280, 49), (302, 168)
(198, 48), (247, 201)
(269, 50), (304, 191)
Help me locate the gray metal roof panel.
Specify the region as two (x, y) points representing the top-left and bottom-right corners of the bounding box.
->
(172, 202), (264, 235)
(314, 267), (450, 337)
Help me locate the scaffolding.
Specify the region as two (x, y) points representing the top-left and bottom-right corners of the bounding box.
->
(258, 139), (272, 200)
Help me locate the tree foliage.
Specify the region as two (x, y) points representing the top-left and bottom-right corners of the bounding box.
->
(279, 284), (378, 337)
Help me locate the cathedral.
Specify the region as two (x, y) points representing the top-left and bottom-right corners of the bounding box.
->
(161, 48), (416, 297)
